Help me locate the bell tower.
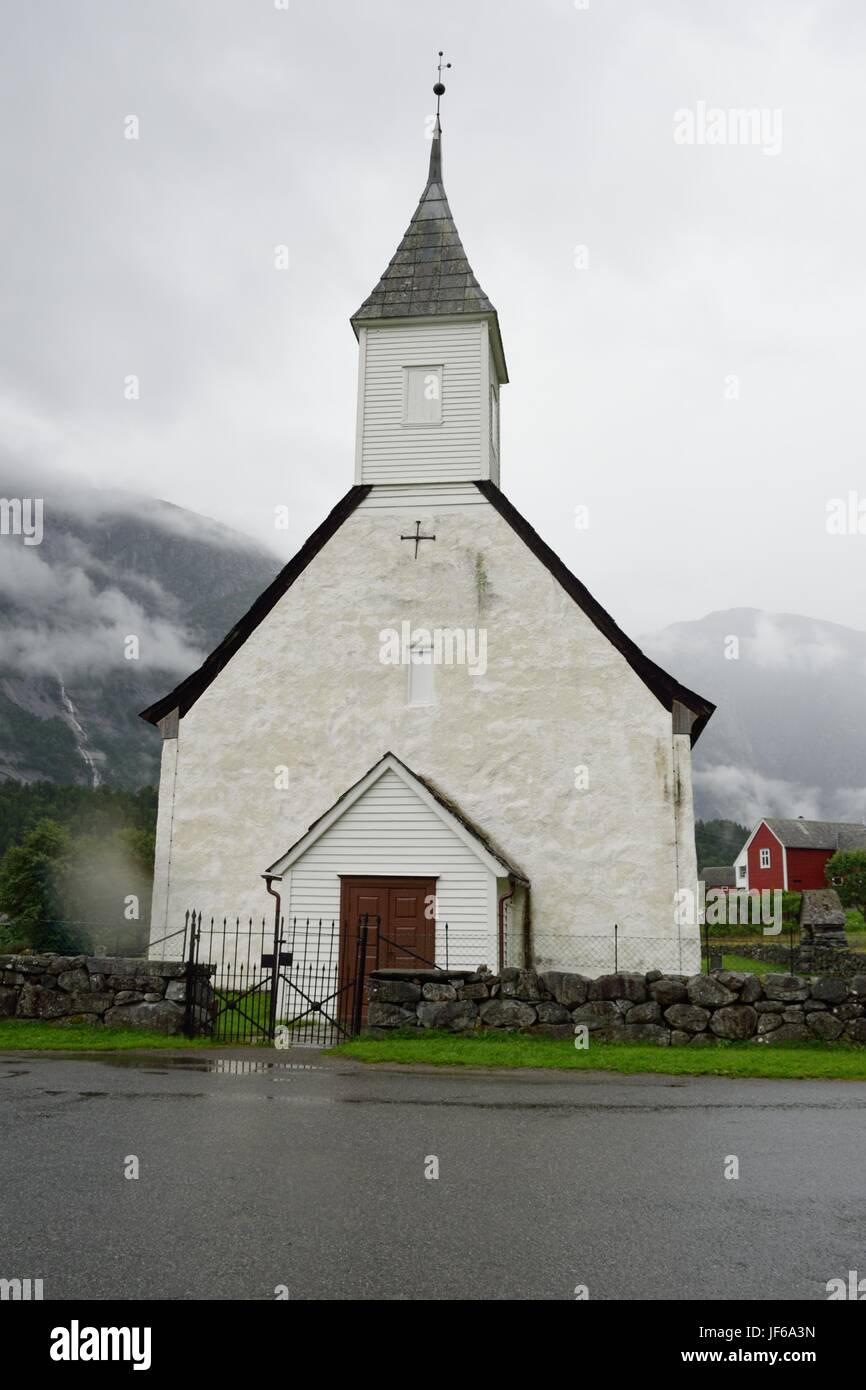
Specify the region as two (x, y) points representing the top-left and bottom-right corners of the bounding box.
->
(351, 58), (507, 489)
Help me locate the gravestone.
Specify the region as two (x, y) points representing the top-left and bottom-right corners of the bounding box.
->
(799, 888), (847, 969)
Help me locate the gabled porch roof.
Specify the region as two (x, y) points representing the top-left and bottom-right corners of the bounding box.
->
(264, 751), (528, 884)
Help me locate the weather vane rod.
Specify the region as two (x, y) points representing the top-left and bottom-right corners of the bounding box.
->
(433, 50), (451, 116)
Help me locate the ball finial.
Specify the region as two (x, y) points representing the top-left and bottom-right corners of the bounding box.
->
(434, 51), (451, 113)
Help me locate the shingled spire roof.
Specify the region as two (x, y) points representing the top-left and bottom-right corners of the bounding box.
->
(351, 117), (507, 377)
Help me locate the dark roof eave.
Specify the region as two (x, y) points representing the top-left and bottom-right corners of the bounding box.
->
(139, 484), (372, 727)
(474, 481), (715, 744)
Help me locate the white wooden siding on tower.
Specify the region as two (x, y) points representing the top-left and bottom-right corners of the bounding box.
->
(284, 768), (496, 969)
(356, 320), (488, 484)
(356, 481), (488, 510)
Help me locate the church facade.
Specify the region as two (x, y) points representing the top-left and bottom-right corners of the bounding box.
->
(142, 117), (714, 978)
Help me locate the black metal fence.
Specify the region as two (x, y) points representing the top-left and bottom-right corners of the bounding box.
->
(181, 910), (373, 1046)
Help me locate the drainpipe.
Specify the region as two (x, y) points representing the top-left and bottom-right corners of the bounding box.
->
(263, 874), (284, 1041)
(498, 882), (515, 972)
(263, 874), (283, 944)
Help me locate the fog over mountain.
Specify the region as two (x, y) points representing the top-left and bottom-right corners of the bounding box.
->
(644, 609), (866, 824)
(0, 477), (279, 786)
(2, 472), (862, 822)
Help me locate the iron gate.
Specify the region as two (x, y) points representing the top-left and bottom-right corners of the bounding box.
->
(182, 909), (373, 1045)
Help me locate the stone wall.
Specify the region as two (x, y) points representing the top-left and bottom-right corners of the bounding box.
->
(367, 966), (866, 1045)
(0, 954), (214, 1033)
(729, 942), (866, 979)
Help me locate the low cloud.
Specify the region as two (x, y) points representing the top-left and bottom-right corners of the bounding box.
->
(0, 534), (202, 677)
(695, 763), (866, 826)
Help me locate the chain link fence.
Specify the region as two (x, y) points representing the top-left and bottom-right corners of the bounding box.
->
(532, 927), (702, 979)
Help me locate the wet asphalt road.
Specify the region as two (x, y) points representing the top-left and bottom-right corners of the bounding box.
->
(0, 1049), (864, 1301)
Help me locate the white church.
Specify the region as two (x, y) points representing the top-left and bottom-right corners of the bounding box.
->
(142, 110), (714, 979)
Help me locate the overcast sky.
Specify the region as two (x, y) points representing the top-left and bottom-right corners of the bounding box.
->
(2, 0), (865, 634)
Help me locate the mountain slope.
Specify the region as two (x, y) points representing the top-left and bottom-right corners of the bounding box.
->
(644, 609), (866, 823)
(0, 487), (279, 788)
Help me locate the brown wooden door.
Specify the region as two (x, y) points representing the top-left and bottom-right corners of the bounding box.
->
(339, 876), (436, 1024)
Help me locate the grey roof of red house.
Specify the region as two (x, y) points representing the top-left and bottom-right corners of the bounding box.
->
(350, 117), (507, 377)
(700, 866), (736, 888)
(766, 819), (866, 850)
(139, 482), (715, 742)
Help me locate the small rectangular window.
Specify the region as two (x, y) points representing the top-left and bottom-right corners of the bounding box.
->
(759, 848), (771, 869)
(408, 643), (435, 707)
(738, 865), (746, 880)
(403, 366), (442, 425)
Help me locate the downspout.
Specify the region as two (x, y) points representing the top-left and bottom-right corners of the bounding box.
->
(263, 874), (283, 930)
(498, 882), (515, 972)
(263, 874), (284, 1040)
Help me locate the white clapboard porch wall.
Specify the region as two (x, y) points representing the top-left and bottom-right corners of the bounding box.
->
(283, 767), (497, 972)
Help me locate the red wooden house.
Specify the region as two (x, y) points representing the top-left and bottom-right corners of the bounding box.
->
(734, 819), (866, 893)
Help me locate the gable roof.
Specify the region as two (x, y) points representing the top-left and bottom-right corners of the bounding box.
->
(764, 819), (866, 851)
(264, 751), (528, 882)
(141, 481), (714, 743)
(350, 118), (507, 381)
(140, 484), (371, 725)
(700, 865), (736, 888)
(475, 482), (715, 742)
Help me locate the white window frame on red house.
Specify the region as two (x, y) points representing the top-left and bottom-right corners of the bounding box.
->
(760, 847), (771, 869)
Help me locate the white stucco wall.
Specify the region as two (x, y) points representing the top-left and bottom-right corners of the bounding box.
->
(149, 491), (700, 975)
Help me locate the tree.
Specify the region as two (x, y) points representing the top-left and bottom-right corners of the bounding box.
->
(825, 849), (866, 919)
(695, 819), (749, 872)
(0, 818), (74, 951)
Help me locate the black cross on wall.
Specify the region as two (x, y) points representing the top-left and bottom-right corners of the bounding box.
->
(400, 520), (436, 558)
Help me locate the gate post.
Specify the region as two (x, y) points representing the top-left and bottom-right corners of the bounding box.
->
(183, 911), (200, 1039)
(351, 916), (370, 1037)
(267, 898), (283, 1043)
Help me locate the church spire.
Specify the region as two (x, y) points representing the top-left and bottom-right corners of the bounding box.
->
(351, 56), (506, 381)
(427, 113), (443, 185)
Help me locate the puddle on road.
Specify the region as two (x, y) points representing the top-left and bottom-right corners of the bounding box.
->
(99, 1055), (323, 1076)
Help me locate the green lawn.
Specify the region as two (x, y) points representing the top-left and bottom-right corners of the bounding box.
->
(714, 952), (772, 975)
(0, 1020), (216, 1050)
(3, 1017), (866, 1081)
(329, 1029), (866, 1080)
